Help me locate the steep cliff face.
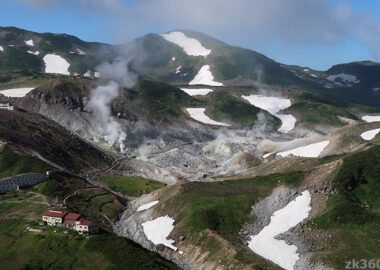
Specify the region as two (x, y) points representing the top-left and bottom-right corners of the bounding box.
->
(0, 109), (113, 171)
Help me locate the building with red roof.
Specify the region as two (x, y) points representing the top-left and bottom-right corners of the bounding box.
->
(76, 218), (99, 235)
(42, 209), (68, 225)
(64, 213), (82, 228)
(41, 209), (99, 234)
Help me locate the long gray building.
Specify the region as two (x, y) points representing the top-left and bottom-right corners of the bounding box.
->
(0, 173), (48, 193)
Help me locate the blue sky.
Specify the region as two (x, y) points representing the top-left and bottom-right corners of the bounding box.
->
(1, 0), (380, 70)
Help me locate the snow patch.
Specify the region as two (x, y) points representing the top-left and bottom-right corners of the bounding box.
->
(175, 65), (182, 74)
(327, 73), (359, 85)
(180, 88), (213, 96)
(27, 50), (40, 55)
(25, 39), (34, 46)
(310, 74), (318, 78)
(263, 152), (274, 159)
(241, 95), (295, 133)
(276, 114), (297, 133)
(277, 140), (330, 158)
(171, 57), (176, 61)
(0, 46), (3, 52)
(361, 128), (380, 141)
(373, 87), (380, 92)
(76, 48), (86, 55)
(189, 65), (223, 86)
(43, 54), (70, 75)
(160, 31), (211, 57)
(248, 191), (311, 270)
(0, 87), (35, 97)
(137, 201), (159, 212)
(186, 108), (230, 126)
(142, 216), (177, 250)
(362, 115), (380, 123)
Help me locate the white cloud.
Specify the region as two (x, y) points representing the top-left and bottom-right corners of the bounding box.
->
(14, 0), (123, 12)
(12, 0), (380, 61)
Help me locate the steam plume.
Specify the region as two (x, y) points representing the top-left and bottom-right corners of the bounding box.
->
(87, 81), (127, 150)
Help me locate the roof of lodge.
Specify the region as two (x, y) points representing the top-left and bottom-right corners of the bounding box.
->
(64, 213), (82, 221)
(79, 219), (94, 226)
(42, 209), (68, 218)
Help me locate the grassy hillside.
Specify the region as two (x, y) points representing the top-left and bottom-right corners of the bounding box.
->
(287, 92), (367, 128)
(0, 110), (111, 171)
(206, 91), (280, 127)
(0, 145), (52, 178)
(158, 172), (303, 269)
(312, 145), (380, 269)
(0, 189), (179, 270)
(99, 175), (166, 197)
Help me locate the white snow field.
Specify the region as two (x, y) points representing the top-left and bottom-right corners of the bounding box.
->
(160, 31), (211, 57)
(43, 54), (70, 75)
(361, 128), (380, 141)
(27, 50), (40, 55)
(241, 95), (296, 133)
(248, 191), (311, 270)
(327, 73), (359, 84)
(186, 108), (230, 126)
(137, 201), (159, 212)
(180, 88), (213, 96)
(277, 140), (330, 158)
(0, 87), (35, 97)
(276, 114), (297, 133)
(362, 115), (380, 123)
(142, 216), (177, 251)
(25, 39), (34, 46)
(189, 65), (223, 86)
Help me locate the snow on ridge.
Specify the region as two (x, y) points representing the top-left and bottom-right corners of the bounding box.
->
(160, 31), (211, 57)
(27, 50), (40, 56)
(241, 95), (291, 115)
(186, 108), (230, 126)
(180, 88), (213, 96)
(362, 115), (380, 123)
(277, 140), (330, 158)
(327, 73), (359, 85)
(189, 65), (223, 86)
(43, 54), (70, 75)
(248, 191), (312, 270)
(241, 95), (296, 133)
(142, 216), (177, 251)
(361, 128), (380, 141)
(76, 48), (86, 55)
(25, 39), (34, 46)
(0, 87), (35, 97)
(276, 114), (297, 133)
(137, 201), (159, 212)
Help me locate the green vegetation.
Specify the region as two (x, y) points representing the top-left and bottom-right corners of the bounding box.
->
(35, 172), (91, 201)
(99, 175), (166, 197)
(287, 92), (363, 128)
(134, 79), (198, 111)
(211, 45), (302, 85)
(206, 92), (280, 127)
(312, 145), (380, 269)
(162, 172), (302, 268)
(0, 46), (42, 72)
(0, 190), (179, 270)
(0, 145), (52, 178)
(66, 189), (124, 224)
